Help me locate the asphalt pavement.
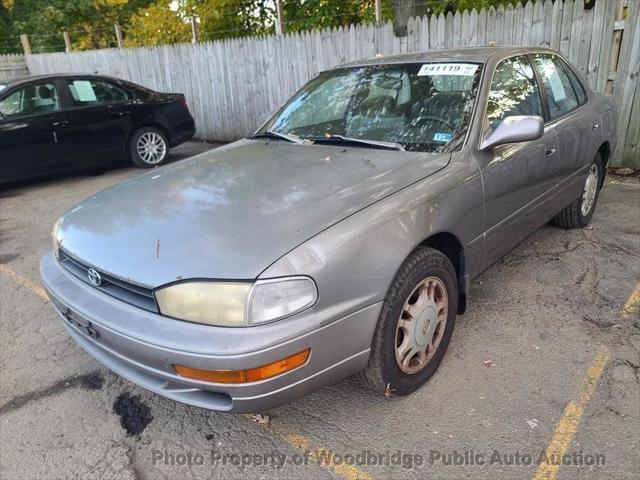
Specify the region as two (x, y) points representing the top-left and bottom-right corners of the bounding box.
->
(0, 141), (638, 480)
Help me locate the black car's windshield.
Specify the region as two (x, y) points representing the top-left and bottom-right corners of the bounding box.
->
(259, 62), (482, 152)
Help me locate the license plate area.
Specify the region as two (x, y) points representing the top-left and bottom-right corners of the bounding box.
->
(62, 307), (100, 339)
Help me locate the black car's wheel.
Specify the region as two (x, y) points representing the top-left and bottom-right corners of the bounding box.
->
(130, 127), (169, 168)
(360, 247), (458, 396)
(554, 153), (603, 229)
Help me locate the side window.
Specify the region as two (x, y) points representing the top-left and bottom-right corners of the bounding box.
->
(560, 60), (587, 106)
(531, 55), (580, 120)
(486, 56), (543, 129)
(66, 79), (130, 107)
(0, 83), (60, 119)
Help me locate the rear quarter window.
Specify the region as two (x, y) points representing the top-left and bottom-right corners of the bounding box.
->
(560, 60), (587, 106)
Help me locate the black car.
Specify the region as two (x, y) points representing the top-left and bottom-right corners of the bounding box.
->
(0, 74), (196, 184)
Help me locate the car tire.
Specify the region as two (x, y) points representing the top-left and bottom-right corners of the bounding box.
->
(129, 127), (169, 168)
(360, 247), (458, 396)
(554, 153), (603, 229)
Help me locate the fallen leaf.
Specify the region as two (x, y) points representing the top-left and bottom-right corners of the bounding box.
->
(250, 413), (270, 425)
(483, 360), (495, 368)
(384, 383), (395, 398)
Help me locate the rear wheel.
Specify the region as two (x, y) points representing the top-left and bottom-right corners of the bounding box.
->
(554, 153), (603, 229)
(129, 127), (169, 168)
(360, 247), (457, 396)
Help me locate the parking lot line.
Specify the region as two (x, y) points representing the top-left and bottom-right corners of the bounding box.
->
(247, 415), (374, 480)
(621, 282), (640, 319)
(0, 264), (48, 301)
(532, 345), (610, 480)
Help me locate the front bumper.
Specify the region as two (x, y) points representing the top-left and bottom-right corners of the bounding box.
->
(40, 252), (380, 413)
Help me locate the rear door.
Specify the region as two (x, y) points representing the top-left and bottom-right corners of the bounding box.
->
(0, 81), (72, 183)
(531, 54), (591, 177)
(63, 78), (135, 161)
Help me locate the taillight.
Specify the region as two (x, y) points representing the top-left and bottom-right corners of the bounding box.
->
(180, 98), (188, 109)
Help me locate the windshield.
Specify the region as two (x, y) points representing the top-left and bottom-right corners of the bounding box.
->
(260, 62), (482, 152)
(0, 84), (6, 94)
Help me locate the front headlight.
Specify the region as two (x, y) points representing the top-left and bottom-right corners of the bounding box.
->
(51, 217), (63, 258)
(154, 277), (317, 327)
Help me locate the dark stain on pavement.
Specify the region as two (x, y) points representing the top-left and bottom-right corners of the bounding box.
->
(0, 253), (20, 264)
(113, 392), (153, 436)
(0, 371), (103, 415)
(80, 372), (104, 390)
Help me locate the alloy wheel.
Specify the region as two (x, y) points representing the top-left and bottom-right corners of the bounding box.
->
(136, 132), (167, 165)
(581, 164), (599, 216)
(395, 276), (449, 375)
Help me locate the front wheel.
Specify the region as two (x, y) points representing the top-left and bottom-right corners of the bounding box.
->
(129, 127), (169, 168)
(554, 153), (603, 229)
(360, 247), (458, 396)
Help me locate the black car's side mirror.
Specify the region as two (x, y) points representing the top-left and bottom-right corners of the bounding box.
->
(479, 115), (544, 151)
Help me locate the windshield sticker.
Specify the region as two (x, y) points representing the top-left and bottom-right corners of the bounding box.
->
(418, 63), (479, 76)
(433, 132), (453, 142)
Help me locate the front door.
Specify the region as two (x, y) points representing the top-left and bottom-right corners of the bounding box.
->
(474, 55), (561, 268)
(0, 81), (72, 183)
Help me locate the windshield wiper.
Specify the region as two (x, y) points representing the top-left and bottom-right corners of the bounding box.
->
(251, 130), (307, 145)
(309, 134), (405, 151)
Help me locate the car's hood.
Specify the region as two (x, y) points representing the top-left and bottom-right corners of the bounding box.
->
(58, 139), (449, 288)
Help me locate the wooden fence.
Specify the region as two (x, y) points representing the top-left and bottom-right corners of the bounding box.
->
(0, 54), (28, 81)
(24, 0), (639, 166)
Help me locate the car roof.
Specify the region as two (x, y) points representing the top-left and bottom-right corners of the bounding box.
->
(333, 46), (560, 69)
(0, 73), (120, 88)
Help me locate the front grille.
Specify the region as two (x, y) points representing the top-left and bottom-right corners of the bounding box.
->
(58, 249), (158, 312)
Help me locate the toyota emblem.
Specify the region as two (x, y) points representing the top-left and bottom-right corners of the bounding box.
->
(87, 268), (102, 286)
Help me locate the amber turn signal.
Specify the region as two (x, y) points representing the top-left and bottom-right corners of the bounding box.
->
(173, 349), (310, 384)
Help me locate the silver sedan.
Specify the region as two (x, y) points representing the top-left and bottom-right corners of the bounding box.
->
(41, 47), (617, 413)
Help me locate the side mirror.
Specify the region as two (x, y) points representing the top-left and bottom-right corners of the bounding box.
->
(479, 115), (544, 151)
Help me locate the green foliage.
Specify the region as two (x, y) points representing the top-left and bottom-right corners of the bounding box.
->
(189, 0), (276, 40)
(0, 0), (533, 53)
(281, 0), (393, 33)
(1, 0), (153, 53)
(126, 1), (191, 47)
(430, 0), (519, 15)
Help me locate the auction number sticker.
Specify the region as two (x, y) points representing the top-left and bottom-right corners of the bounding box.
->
(418, 63), (479, 76)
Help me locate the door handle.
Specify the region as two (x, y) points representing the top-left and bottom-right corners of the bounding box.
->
(545, 147), (558, 158)
(52, 120), (69, 127)
(592, 123), (599, 131)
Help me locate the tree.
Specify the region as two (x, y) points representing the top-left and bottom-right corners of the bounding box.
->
(2, 0), (154, 53)
(392, 0), (427, 36)
(187, 0), (275, 40)
(126, 1), (191, 47)
(0, 1), (18, 53)
(0, 0), (530, 53)
(392, 0), (519, 37)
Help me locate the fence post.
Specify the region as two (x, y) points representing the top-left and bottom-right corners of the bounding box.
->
(191, 17), (198, 43)
(63, 32), (72, 53)
(114, 24), (124, 48)
(275, 0), (285, 35)
(607, 2), (627, 93)
(19, 34), (31, 55)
